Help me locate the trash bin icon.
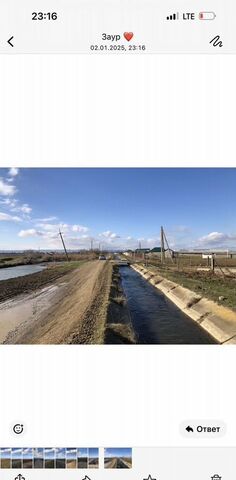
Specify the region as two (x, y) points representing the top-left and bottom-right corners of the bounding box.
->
(211, 475), (222, 480)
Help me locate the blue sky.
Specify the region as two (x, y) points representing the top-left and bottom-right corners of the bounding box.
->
(56, 448), (66, 458)
(44, 448), (55, 459)
(0, 168), (236, 250)
(34, 448), (44, 458)
(12, 448), (23, 458)
(0, 448), (11, 459)
(22, 448), (33, 459)
(105, 448), (132, 458)
(78, 448), (88, 458)
(66, 448), (77, 459)
(89, 448), (99, 458)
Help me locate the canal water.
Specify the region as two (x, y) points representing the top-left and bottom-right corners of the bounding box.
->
(120, 267), (216, 344)
(0, 265), (46, 281)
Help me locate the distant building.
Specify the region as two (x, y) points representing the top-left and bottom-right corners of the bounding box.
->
(123, 250), (133, 257)
(148, 247), (175, 259)
(135, 248), (150, 255)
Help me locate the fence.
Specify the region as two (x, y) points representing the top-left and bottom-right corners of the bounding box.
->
(130, 253), (236, 277)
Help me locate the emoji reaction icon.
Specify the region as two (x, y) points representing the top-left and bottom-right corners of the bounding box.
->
(13, 424), (24, 435)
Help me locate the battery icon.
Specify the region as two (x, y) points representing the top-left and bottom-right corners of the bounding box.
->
(199, 11), (216, 20)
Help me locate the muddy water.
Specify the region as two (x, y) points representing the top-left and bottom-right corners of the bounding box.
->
(0, 285), (59, 343)
(0, 264), (46, 281)
(120, 267), (216, 344)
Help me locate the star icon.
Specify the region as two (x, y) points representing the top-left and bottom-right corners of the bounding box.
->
(144, 476), (157, 480)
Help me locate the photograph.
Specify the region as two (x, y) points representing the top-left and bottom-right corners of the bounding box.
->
(104, 448), (132, 469)
(55, 448), (66, 468)
(66, 448), (77, 469)
(44, 448), (55, 469)
(33, 448), (44, 468)
(88, 448), (99, 468)
(22, 448), (33, 468)
(0, 168), (236, 345)
(77, 448), (88, 468)
(11, 448), (22, 469)
(0, 448), (11, 469)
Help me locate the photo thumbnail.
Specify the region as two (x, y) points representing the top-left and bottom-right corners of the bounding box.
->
(11, 448), (23, 469)
(104, 448), (132, 469)
(0, 448), (11, 469)
(66, 448), (77, 469)
(0, 447), (99, 470)
(33, 448), (44, 469)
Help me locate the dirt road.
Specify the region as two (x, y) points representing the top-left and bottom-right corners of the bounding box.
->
(105, 458), (131, 469)
(3, 260), (112, 344)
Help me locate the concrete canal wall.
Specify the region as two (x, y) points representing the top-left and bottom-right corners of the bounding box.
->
(131, 264), (236, 344)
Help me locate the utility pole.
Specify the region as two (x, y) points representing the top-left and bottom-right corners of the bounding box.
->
(210, 254), (215, 272)
(161, 226), (174, 264)
(59, 229), (69, 261)
(161, 226), (165, 264)
(138, 240), (142, 260)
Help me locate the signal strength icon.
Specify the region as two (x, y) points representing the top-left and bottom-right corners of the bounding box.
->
(166, 12), (179, 20)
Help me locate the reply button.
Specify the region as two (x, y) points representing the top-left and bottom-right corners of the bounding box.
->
(180, 420), (226, 438)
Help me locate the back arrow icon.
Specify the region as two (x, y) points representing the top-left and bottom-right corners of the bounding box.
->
(8, 36), (14, 47)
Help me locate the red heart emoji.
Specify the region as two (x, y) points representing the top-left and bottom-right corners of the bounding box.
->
(124, 32), (134, 42)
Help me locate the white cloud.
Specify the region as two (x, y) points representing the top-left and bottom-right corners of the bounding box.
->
(72, 224), (89, 233)
(18, 229), (40, 238)
(11, 203), (32, 214)
(0, 198), (12, 206)
(36, 216), (57, 222)
(37, 222), (68, 233)
(15, 203), (32, 215)
(34, 223), (90, 240)
(198, 231), (236, 248)
(20, 204), (32, 214)
(199, 232), (226, 244)
(0, 178), (16, 196)
(0, 212), (21, 222)
(100, 230), (120, 239)
(18, 223), (72, 242)
(8, 167), (19, 177)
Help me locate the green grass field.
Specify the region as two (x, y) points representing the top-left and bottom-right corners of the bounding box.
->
(147, 265), (236, 310)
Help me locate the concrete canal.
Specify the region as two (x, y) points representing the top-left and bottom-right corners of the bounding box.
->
(120, 266), (216, 344)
